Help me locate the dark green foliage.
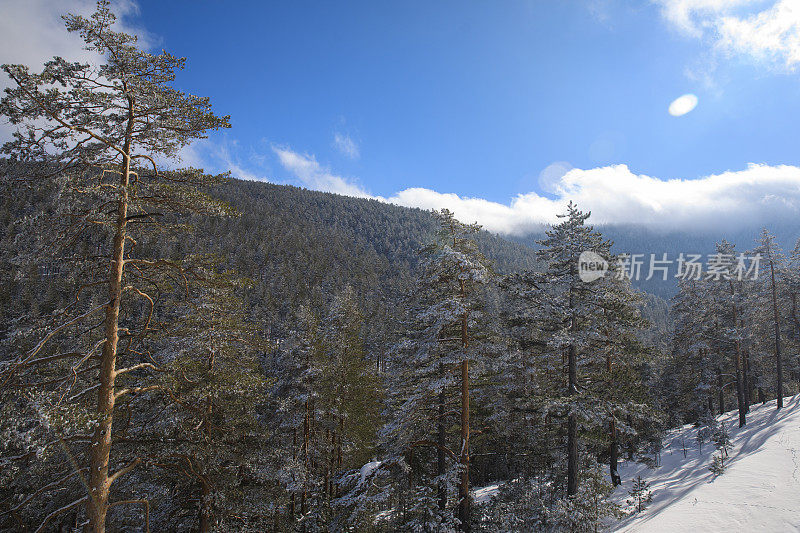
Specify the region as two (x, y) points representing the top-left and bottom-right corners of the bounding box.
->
(627, 476), (653, 513)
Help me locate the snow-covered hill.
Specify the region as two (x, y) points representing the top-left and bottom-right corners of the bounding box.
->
(611, 394), (800, 532)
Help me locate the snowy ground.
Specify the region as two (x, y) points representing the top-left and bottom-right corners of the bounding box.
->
(472, 483), (501, 504)
(611, 394), (800, 532)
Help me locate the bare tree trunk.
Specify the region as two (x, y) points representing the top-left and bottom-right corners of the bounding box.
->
(769, 256), (784, 409)
(302, 398), (310, 518)
(567, 344), (578, 496)
(743, 345), (751, 412)
(730, 282), (746, 427)
(605, 337), (620, 487)
(717, 367), (725, 415)
(734, 363), (747, 428)
(734, 341), (747, 427)
(290, 430), (296, 517)
(458, 358), (470, 532)
(745, 348), (757, 407)
(456, 269), (471, 532)
(336, 416), (343, 498)
(609, 417), (620, 486)
(199, 480), (211, 533)
(437, 370), (446, 513)
(87, 118), (132, 532)
(324, 428), (330, 498)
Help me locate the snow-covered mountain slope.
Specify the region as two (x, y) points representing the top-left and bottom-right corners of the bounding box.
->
(611, 394), (800, 532)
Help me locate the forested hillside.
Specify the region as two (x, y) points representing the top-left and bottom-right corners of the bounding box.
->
(2, 3), (800, 532)
(0, 169), (541, 357)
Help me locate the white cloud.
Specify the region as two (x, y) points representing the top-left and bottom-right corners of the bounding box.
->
(176, 138), (267, 181)
(718, 0), (800, 68)
(656, 0), (758, 36)
(273, 146), (372, 198)
(0, 0), (153, 140)
(0, 0), (152, 71)
(656, 0), (800, 69)
(668, 93), (699, 115)
(386, 187), (558, 235)
(273, 145), (800, 235)
(389, 163), (800, 234)
(333, 132), (360, 160)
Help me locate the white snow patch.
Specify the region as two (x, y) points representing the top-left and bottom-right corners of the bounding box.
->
(359, 460), (381, 486)
(611, 394), (800, 532)
(472, 483), (501, 504)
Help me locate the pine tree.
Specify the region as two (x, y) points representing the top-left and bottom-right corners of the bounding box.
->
(534, 202), (650, 496)
(597, 271), (651, 486)
(752, 229), (785, 409)
(627, 476), (653, 513)
(154, 261), (271, 531)
(327, 289), (383, 450)
(267, 304), (327, 528)
(709, 420), (731, 477)
(319, 286), (384, 521)
(268, 288), (383, 531)
(709, 454), (726, 477)
(357, 209), (493, 532)
(0, 2), (230, 530)
(788, 239), (800, 344)
(662, 277), (717, 425)
(707, 241), (748, 427)
(497, 269), (560, 489)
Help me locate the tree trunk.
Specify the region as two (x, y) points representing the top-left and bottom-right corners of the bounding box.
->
(729, 284), (746, 427)
(290, 430), (296, 517)
(324, 428), (330, 498)
(605, 337), (620, 486)
(567, 344), (578, 496)
(734, 364), (747, 428)
(717, 367), (725, 414)
(87, 127), (132, 533)
(457, 275), (470, 532)
(609, 417), (621, 486)
(734, 340), (747, 427)
(769, 257), (784, 409)
(458, 358), (470, 532)
(746, 348), (757, 407)
(743, 347), (751, 412)
(302, 398), (310, 517)
(199, 479), (211, 533)
(337, 417), (343, 468)
(437, 377), (446, 512)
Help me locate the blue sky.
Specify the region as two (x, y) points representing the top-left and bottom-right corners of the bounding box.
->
(134, 0), (799, 197)
(3, 0), (800, 233)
